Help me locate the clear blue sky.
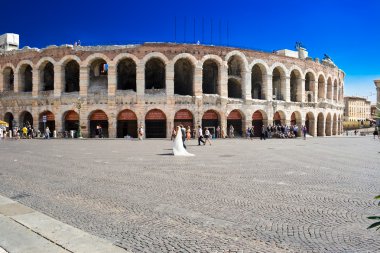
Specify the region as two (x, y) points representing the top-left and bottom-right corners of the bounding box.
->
(1, 0), (379, 102)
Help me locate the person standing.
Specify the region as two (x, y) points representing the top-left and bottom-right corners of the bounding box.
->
(171, 127), (177, 141)
(180, 125), (187, 149)
(0, 127), (3, 140)
(246, 127), (251, 139)
(204, 128), (212, 145)
(216, 125), (221, 138)
(45, 127), (51, 139)
(138, 126), (144, 140)
(250, 126), (255, 140)
(260, 125), (266, 140)
(229, 125), (234, 138)
(186, 126), (191, 141)
(198, 125), (205, 145)
(302, 125), (307, 140)
(98, 125), (103, 138)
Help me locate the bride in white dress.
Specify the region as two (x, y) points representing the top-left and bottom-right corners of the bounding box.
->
(173, 126), (194, 156)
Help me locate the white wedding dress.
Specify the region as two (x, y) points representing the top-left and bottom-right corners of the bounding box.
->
(173, 126), (194, 156)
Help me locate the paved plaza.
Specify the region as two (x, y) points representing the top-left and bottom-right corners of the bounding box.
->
(0, 137), (379, 252)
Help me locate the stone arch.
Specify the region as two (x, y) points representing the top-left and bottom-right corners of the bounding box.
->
(272, 65), (286, 101)
(145, 109), (167, 138)
(141, 52), (170, 66)
(2, 65), (15, 91)
(227, 109), (244, 137)
(317, 112), (325, 136)
(4, 112), (14, 130)
(37, 59), (55, 91)
(117, 57), (136, 91)
(290, 69), (302, 102)
(318, 74), (326, 100)
(63, 110), (79, 133)
(251, 63), (267, 99)
(325, 113), (332, 136)
(16, 60), (33, 92)
(252, 110), (268, 136)
(145, 57), (166, 90)
(88, 56), (108, 93)
(19, 111), (33, 127)
(225, 50), (249, 72)
(174, 58), (194, 96)
(273, 110), (286, 125)
(202, 109), (221, 137)
(112, 53), (140, 67)
(117, 109), (138, 138)
(249, 59), (270, 74)
(38, 110), (55, 134)
(202, 59), (219, 95)
(64, 59), (80, 92)
(305, 112), (315, 136)
(227, 54), (247, 99)
(326, 77), (333, 100)
(88, 109), (109, 138)
(305, 71), (316, 101)
(332, 113), (337, 135)
(174, 109), (194, 132)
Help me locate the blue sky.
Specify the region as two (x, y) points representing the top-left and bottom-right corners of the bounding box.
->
(1, 0), (379, 102)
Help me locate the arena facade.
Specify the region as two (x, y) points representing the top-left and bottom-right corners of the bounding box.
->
(0, 43), (344, 138)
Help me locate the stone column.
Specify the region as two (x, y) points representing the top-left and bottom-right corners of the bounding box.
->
(284, 76), (290, 102)
(107, 64), (117, 96)
(167, 117), (173, 139)
(243, 118), (251, 137)
(32, 69), (39, 97)
(0, 72), (3, 92)
(264, 74), (272, 101)
(299, 78), (305, 102)
(136, 63), (145, 97)
(79, 66), (89, 97)
(108, 116), (117, 138)
(14, 72), (19, 93)
(54, 64), (63, 97)
(166, 63), (174, 96)
(242, 71), (251, 100)
(375, 80), (380, 105)
(220, 63), (228, 98)
(314, 80), (319, 103)
(193, 65), (202, 96)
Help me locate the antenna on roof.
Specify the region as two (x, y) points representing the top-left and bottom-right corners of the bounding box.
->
(184, 16), (186, 43)
(193, 17), (196, 43)
(211, 18), (213, 44)
(174, 16), (177, 43)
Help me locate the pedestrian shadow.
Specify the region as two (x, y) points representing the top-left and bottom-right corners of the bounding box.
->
(157, 153), (173, 156)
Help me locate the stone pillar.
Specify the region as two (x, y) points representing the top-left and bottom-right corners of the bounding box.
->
(314, 80), (319, 103)
(243, 118), (251, 137)
(264, 74), (272, 101)
(55, 115), (63, 133)
(107, 64), (117, 96)
(0, 72), (3, 92)
(79, 66), (89, 97)
(299, 78), (305, 102)
(220, 113), (227, 138)
(166, 63), (174, 96)
(32, 69), (39, 97)
(108, 116), (117, 138)
(284, 76), (290, 102)
(14, 72), (19, 93)
(220, 63), (228, 98)
(375, 80), (380, 105)
(167, 117), (173, 139)
(54, 64), (63, 97)
(242, 71), (251, 100)
(193, 65), (202, 96)
(136, 63), (145, 97)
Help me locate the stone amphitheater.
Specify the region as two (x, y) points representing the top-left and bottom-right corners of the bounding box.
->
(0, 43), (344, 138)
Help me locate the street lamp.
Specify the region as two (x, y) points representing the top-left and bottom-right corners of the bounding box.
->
(73, 97), (84, 138)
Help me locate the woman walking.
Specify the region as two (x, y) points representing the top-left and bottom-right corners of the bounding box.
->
(204, 128), (212, 145)
(186, 126), (191, 140)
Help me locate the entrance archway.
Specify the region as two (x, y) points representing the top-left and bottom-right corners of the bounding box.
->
(325, 113), (332, 136)
(4, 112), (14, 130)
(291, 111), (302, 136)
(305, 112), (315, 136)
(89, 110), (109, 138)
(202, 59), (219, 94)
(273, 111), (285, 126)
(19, 111), (33, 128)
(317, 113), (324, 136)
(202, 110), (220, 137)
(39, 111), (55, 136)
(252, 110), (264, 137)
(117, 109), (137, 138)
(174, 109), (194, 130)
(227, 110), (243, 137)
(174, 58), (194, 96)
(64, 110), (79, 133)
(145, 109), (166, 138)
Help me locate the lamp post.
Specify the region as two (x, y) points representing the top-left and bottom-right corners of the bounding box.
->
(74, 97), (84, 138)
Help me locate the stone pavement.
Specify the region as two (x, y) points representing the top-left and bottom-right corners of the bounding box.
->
(0, 195), (129, 253)
(0, 136), (379, 252)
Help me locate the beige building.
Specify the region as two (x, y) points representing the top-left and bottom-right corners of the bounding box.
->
(0, 40), (345, 138)
(343, 96), (371, 121)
